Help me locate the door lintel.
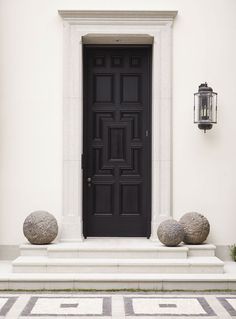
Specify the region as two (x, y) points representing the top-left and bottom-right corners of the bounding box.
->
(82, 34), (154, 45)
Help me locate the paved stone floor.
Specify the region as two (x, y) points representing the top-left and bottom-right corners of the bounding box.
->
(0, 291), (236, 318)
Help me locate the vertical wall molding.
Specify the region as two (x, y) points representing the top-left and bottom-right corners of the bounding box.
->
(59, 10), (177, 241)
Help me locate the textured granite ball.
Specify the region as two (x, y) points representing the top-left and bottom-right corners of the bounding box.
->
(179, 212), (210, 244)
(157, 219), (184, 247)
(23, 211), (58, 245)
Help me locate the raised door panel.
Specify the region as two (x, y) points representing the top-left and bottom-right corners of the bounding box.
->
(83, 45), (151, 237)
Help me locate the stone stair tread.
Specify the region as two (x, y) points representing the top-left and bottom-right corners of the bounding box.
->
(0, 272), (233, 281)
(48, 246), (188, 252)
(13, 256), (224, 266)
(20, 242), (215, 252)
(184, 244), (216, 250)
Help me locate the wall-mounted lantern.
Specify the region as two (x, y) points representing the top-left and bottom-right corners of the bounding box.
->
(194, 82), (217, 132)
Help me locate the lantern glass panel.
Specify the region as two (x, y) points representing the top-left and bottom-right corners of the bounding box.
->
(194, 92), (217, 124)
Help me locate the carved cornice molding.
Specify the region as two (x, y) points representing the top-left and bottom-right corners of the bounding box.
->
(58, 10), (178, 26)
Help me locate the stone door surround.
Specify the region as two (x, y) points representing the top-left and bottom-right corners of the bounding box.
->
(58, 10), (178, 241)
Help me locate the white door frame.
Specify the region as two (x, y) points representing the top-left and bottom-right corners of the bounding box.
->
(58, 10), (178, 241)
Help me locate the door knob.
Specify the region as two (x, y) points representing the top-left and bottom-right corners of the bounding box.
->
(87, 177), (92, 188)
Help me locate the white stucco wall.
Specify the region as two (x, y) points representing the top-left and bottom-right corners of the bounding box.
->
(0, 0), (236, 245)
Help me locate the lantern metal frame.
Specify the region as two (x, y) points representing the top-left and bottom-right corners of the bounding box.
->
(194, 82), (218, 133)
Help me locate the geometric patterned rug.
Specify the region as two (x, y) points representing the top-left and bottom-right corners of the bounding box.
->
(0, 292), (235, 318)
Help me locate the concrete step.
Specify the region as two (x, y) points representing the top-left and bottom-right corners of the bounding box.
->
(19, 243), (188, 259)
(20, 244), (48, 257)
(12, 256), (224, 274)
(1, 271), (235, 290)
(186, 244), (216, 257)
(2, 261), (236, 290)
(19, 241), (216, 259)
(47, 244), (189, 259)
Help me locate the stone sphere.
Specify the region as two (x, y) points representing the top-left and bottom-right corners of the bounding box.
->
(179, 212), (210, 244)
(23, 211), (58, 245)
(157, 219), (184, 247)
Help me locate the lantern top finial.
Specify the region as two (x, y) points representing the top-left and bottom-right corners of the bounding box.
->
(198, 82), (213, 92)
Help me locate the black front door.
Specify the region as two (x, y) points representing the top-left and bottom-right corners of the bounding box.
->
(83, 45), (151, 237)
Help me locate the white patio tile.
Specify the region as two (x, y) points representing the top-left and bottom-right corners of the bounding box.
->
(21, 296), (111, 316)
(124, 296), (216, 316)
